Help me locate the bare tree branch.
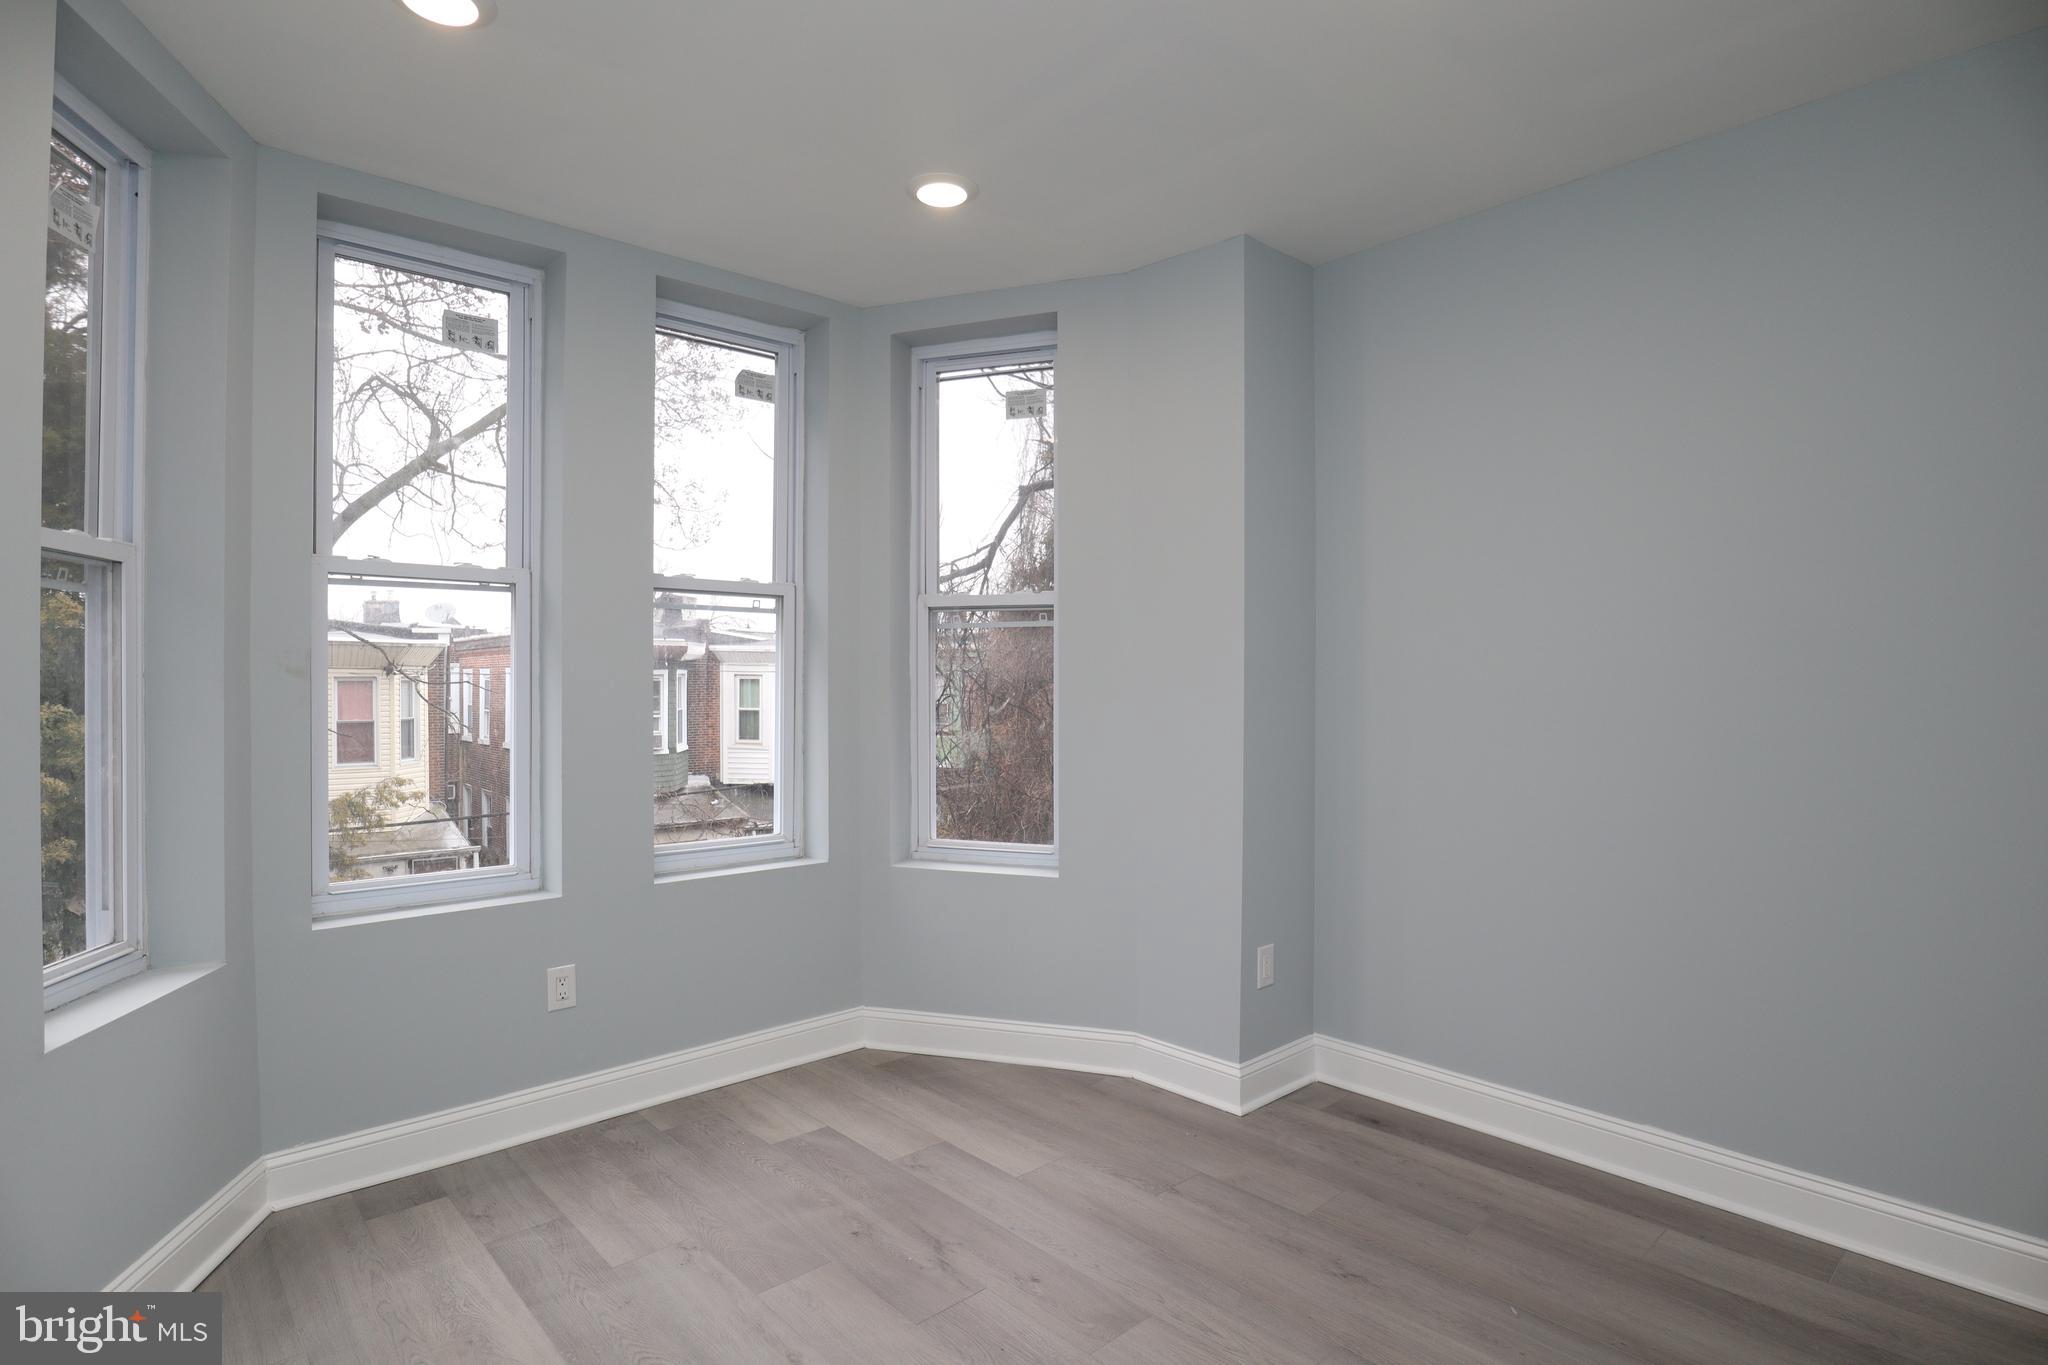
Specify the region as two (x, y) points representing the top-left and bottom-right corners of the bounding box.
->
(939, 478), (1053, 589)
(333, 401), (506, 539)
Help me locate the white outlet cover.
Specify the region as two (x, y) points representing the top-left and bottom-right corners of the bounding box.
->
(1256, 944), (1275, 989)
(547, 964), (576, 1011)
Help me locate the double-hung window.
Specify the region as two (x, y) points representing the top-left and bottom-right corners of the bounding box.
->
(398, 678), (419, 761)
(41, 85), (148, 1006)
(651, 304), (801, 870)
(315, 224), (542, 913)
(651, 669), (670, 753)
(333, 677), (377, 765)
(912, 336), (1057, 866)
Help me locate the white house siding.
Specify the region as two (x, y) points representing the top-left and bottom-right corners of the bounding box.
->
(326, 637), (439, 800)
(718, 651), (776, 786)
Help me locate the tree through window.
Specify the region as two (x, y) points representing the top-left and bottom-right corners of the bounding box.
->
(914, 340), (1057, 861)
(315, 228), (539, 911)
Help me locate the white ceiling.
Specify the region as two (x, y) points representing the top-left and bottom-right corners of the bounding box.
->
(124, 0), (2046, 307)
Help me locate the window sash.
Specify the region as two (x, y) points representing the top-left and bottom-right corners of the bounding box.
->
(675, 669), (688, 750)
(43, 83), (148, 1007)
(333, 676), (378, 766)
(735, 675), (763, 743)
(314, 563), (537, 913)
(313, 227), (537, 563)
(651, 302), (804, 875)
(910, 335), (1059, 866)
(312, 222), (543, 918)
(652, 668), (670, 753)
(398, 681), (419, 761)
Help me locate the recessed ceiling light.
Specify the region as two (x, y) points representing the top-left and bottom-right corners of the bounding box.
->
(911, 174), (976, 209)
(398, 0), (493, 28)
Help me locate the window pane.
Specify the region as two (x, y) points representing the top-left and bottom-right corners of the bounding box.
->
(653, 329), (777, 582)
(329, 254), (511, 566)
(932, 609), (1054, 845)
(327, 577), (514, 883)
(41, 555), (111, 965)
(936, 361), (1054, 595)
(653, 591), (779, 846)
(45, 135), (100, 534)
(335, 678), (373, 721)
(334, 678), (376, 764)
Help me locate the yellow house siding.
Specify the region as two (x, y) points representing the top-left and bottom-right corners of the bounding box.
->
(325, 638), (440, 800)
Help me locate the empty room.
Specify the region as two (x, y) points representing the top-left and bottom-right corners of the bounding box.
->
(5, 1), (2046, 1360)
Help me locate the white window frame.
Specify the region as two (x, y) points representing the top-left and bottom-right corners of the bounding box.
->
(332, 675), (379, 767)
(312, 223), (544, 917)
(398, 677), (419, 761)
(652, 667), (670, 754)
(477, 666), (491, 746)
(675, 668), (688, 751)
(909, 334), (1059, 869)
(43, 82), (150, 1009)
(733, 675), (765, 745)
(651, 302), (803, 875)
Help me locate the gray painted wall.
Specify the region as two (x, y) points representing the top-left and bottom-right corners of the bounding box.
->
(1240, 240), (1316, 1059)
(244, 151), (862, 1151)
(1313, 29), (2048, 1237)
(853, 240), (1295, 1063)
(0, 0), (262, 1289)
(9, 0), (2043, 1287)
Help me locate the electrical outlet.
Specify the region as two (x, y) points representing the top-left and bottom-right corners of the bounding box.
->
(1256, 943), (1275, 990)
(547, 964), (576, 1012)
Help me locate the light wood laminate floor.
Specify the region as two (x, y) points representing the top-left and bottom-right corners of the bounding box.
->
(203, 1051), (2048, 1364)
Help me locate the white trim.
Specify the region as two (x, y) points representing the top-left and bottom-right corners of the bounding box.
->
(330, 674), (378, 766)
(100, 1011), (2048, 1315)
(398, 674), (419, 761)
(1311, 1034), (2048, 1315)
(42, 88), (150, 1010)
(311, 222), (544, 917)
(650, 303), (804, 876)
(860, 1007), (1311, 1116)
(651, 667), (669, 753)
(105, 1158), (266, 1294)
(908, 337), (1060, 869)
(675, 667), (689, 750)
(267, 1008), (864, 1209)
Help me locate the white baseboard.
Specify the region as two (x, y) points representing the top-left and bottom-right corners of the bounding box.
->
(267, 1006), (866, 1210)
(862, 1006), (1314, 1115)
(108, 1007), (864, 1292)
(1312, 1033), (2048, 1316)
(106, 1004), (2048, 1318)
(1241, 1033), (1320, 1110)
(105, 1157), (267, 1294)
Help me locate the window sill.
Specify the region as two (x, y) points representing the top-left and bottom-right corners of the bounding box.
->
(894, 857), (1059, 878)
(312, 886), (560, 931)
(656, 851), (822, 885)
(45, 962), (223, 1053)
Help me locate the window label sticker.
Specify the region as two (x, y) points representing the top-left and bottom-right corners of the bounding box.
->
(49, 188), (98, 252)
(1005, 387), (1049, 421)
(735, 369), (776, 403)
(441, 309), (500, 354)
